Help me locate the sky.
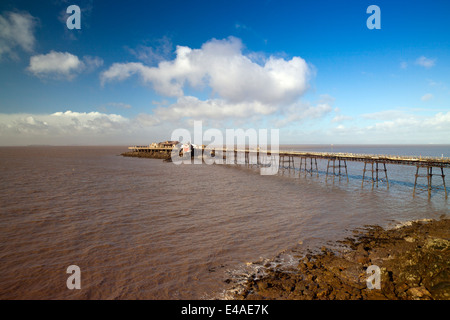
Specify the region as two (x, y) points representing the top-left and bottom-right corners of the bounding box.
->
(0, 0), (449, 146)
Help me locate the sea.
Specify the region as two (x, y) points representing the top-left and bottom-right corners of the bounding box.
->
(0, 145), (448, 299)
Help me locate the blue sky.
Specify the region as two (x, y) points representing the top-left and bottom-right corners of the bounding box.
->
(0, 0), (449, 145)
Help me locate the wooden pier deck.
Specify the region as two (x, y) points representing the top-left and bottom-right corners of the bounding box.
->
(127, 145), (449, 198)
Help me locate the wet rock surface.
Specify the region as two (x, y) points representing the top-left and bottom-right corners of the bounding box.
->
(121, 151), (171, 161)
(232, 218), (449, 300)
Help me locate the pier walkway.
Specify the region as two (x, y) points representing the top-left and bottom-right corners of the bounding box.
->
(128, 145), (449, 198)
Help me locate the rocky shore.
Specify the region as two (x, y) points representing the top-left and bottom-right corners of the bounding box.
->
(121, 151), (171, 161)
(231, 218), (449, 300)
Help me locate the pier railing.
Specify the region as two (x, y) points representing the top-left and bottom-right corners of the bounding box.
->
(128, 146), (450, 166)
(127, 145), (448, 198)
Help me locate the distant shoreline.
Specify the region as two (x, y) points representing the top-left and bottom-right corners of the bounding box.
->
(0, 144), (449, 148)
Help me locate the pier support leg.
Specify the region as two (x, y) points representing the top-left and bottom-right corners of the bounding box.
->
(338, 159), (341, 178)
(326, 158), (348, 181)
(376, 162), (379, 188)
(279, 155), (294, 171)
(344, 160), (349, 182)
(428, 167), (433, 198)
(362, 161), (388, 189)
(413, 166), (419, 197)
(371, 162), (374, 189)
(413, 165), (446, 199)
(362, 162), (367, 188)
(314, 158), (319, 176)
(441, 167), (448, 199)
(384, 162), (389, 190)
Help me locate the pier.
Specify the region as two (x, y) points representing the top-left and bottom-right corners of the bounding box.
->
(127, 145), (449, 199)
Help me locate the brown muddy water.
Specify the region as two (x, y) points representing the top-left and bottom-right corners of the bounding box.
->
(0, 146), (448, 299)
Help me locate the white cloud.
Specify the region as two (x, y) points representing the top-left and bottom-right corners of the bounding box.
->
(328, 110), (450, 144)
(423, 111), (450, 130)
(28, 51), (82, 79)
(101, 36), (311, 105)
(421, 93), (433, 101)
(274, 98), (333, 128)
(415, 56), (436, 68)
(0, 110), (138, 145)
(83, 55), (104, 71)
(101, 62), (148, 86)
(331, 114), (353, 123)
(127, 36), (173, 65)
(330, 100), (353, 123)
(365, 111), (450, 136)
(48, 110), (130, 136)
(0, 110), (127, 134)
(0, 11), (37, 60)
(27, 51), (103, 80)
(362, 110), (407, 120)
(153, 96), (276, 121)
(1, 109), (449, 145)
(100, 37), (321, 128)
(0, 109), (200, 145)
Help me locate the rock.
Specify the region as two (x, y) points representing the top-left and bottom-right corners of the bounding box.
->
(407, 287), (432, 299)
(395, 282), (410, 295)
(229, 219), (449, 300)
(355, 253), (370, 264)
(425, 238), (450, 250)
(316, 288), (330, 299)
(429, 282), (450, 299)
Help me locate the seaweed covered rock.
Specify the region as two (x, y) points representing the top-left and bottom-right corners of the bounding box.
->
(232, 219), (449, 300)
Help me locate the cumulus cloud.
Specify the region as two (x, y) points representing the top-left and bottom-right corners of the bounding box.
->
(415, 56), (436, 68)
(101, 36), (311, 105)
(421, 93), (433, 101)
(2, 108), (449, 145)
(329, 110), (450, 144)
(365, 111), (450, 135)
(362, 110), (407, 121)
(153, 96), (276, 121)
(50, 110), (127, 131)
(0, 109), (201, 145)
(100, 36), (325, 127)
(332, 114), (353, 123)
(0, 110), (138, 145)
(0, 110), (127, 134)
(127, 36), (174, 66)
(28, 51), (82, 79)
(83, 55), (104, 71)
(274, 99), (333, 127)
(27, 51), (103, 79)
(0, 11), (37, 60)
